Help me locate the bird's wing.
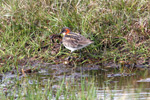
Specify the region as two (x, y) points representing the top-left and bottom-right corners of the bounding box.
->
(64, 33), (93, 48)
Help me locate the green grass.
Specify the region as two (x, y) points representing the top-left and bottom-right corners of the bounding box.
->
(0, 75), (98, 100)
(0, 0), (150, 71)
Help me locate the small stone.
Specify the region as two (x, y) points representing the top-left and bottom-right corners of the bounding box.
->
(64, 60), (69, 65)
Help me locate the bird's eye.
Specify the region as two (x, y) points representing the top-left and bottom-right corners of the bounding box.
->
(62, 30), (66, 33)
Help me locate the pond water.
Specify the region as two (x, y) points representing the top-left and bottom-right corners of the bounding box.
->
(1, 63), (150, 100)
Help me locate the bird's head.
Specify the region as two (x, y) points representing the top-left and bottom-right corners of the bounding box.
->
(60, 27), (71, 36)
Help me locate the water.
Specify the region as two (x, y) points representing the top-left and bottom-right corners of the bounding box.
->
(1, 63), (150, 100)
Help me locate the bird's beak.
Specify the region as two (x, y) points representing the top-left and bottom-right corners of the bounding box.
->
(58, 32), (61, 36)
(59, 31), (63, 35)
(59, 32), (64, 37)
(58, 32), (61, 35)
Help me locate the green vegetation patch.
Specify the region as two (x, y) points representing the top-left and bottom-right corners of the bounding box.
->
(0, 0), (150, 72)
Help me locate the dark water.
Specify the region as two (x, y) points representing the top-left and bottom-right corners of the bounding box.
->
(1, 63), (150, 100)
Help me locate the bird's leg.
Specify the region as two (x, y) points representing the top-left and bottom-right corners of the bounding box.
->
(79, 49), (82, 58)
(66, 51), (73, 61)
(68, 52), (72, 60)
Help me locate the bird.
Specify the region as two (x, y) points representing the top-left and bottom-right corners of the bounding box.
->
(60, 27), (93, 60)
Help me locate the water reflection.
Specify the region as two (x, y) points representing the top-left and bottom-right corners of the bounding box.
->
(1, 64), (150, 99)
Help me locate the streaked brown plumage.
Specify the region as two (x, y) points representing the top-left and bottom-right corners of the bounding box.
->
(60, 27), (93, 53)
